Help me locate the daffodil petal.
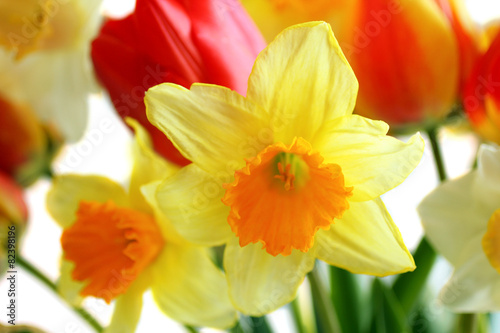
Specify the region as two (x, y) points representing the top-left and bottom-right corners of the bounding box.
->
(418, 172), (488, 267)
(46, 175), (128, 228)
(127, 118), (179, 213)
(150, 244), (237, 328)
(315, 115), (424, 201)
(140, 181), (186, 245)
(104, 274), (150, 333)
(155, 164), (232, 246)
(224, 238), (315, 316)
(57, 259), (85, 306)
(146, 83), (269, 172)
(439, 236), (500, 312)
(314, 198), (415, 276)
(247, 21), (358, 144)
(14, 49), (96, 142)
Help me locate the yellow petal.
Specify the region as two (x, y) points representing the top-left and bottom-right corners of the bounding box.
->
(314, 115), (424, 201)
(146, 83), (269, 172)
(140, 181), (186, 245)
(314, 198), (415, 276)
(418, 172), (487, 267)
(104, 274), (150, 333)
(57, 259), (85, 306)
(127, 118), (179, 213)
(46, 175), (128, 228)
(150, 244), (237, 328)
(224, 238), (315, 316)
(247, 21), (358, 144)
(155, 164), (232, 246)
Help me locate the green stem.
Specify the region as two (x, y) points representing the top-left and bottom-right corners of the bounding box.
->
(330, 266), (360, 333)
(291, 298), (307, 333)
(427, 127), (447, 182)
(457, 314), (477, 333)
(17, 255), (104, 333)
(308, 268), (341, 333)
(184, 325), (197, 333)
(391, 126), (447, 314)
(392, 237), (437, 314)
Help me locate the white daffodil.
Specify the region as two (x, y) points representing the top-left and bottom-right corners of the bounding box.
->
(419, 144), (500, 312)
(0, 0), (102, 142)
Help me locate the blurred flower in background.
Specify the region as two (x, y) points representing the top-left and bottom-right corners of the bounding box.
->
(463, 29), (500, 144)
(0, 94), (61, 186)
(0, 0), (102, 143)
(91, 0), (266, 166)
(419, 144), (500, 311)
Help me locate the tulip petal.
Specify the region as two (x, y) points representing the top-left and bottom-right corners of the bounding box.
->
(439, 236), (500, 312)
(182, 0), (266, 95)
(47, 175), (128, 228)
(315, 115), (424, 201)
(104, 274), (150, 333)
(150, 244), (237, 328)
(418, 172), (488, 267)
(247, 21), (358, 144)
(155, 164), (232, 246)
(224, 238), (315, 316)
(146, 83), (269, 172)
(314, 198), (415, 276)
(127, 118), (179, 213)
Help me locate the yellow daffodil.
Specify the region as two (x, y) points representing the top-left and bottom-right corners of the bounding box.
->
(419, 144), (500, 312)
(0, 0), (102, 142)
(46, 119), (237, 332)
(145, 22), (424, 315)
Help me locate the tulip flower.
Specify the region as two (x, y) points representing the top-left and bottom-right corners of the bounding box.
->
(0, 0), (102, 142)
(91, 0), (266, 166)
(146, 22), (424, 315)
(0, 171), (28, 274)
(47, 119), (236, 331)
(462, 30), (500, 144)
(0, 94), (60, 186)
(419, 144), (500, 311)
(242, 0), (459, 128)
(433, 0), (482, 91)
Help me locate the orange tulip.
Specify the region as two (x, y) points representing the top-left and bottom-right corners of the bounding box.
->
(463, 30), (500, 144)
(0, 94), (60, 186)
(242, 0), (460, 128)
(433, 0), (482, 92)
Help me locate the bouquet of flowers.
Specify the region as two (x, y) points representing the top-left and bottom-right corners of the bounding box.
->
(1, 0), (499, 332)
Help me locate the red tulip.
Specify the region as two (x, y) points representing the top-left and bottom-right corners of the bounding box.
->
(463, 30), (500, 144)
(0, 171), (28, 274)
(92, 0), (266, 166)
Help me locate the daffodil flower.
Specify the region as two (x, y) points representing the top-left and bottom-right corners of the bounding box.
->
(0, 0), (102, 142)
(145, 22), (424, 315)
(419, 144), (500, 312)
(46, 119), (237, 332)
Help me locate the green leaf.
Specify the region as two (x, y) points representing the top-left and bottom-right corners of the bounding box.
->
(370, 279), (410, 333)
(330, 266), (362, 333)
(392, 237), (437, 314)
